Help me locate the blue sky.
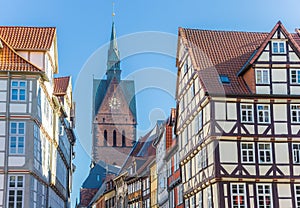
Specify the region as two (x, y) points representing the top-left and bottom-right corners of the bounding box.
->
(1, 0), (300, 206)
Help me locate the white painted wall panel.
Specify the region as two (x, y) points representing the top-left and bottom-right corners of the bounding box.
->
(0, 191), (3, 206)
(221, 165), (235, 174)
(289, 52), (300, 61)
(292, 126), (300, 135)
(9, 104), (27, 113)
(272, 69), (286, 82)
(217, 121), (235, 134)
(259, 166), (271, 175)
(0, 137), (5, 151)
(219, 142), (237, 163)
(8, 156), (25, 166)
(274, 123), (288, 135)
(273, 104), (287, 121)
(0, 104), (5, 113)
(0, 80), (7, 90)
(0, 153), (4, 166)
(226, 103), (236, 120)
(273, 84), (287, 94)
(290, 86), (300, 95)
(258, 52), (269, 61)
(30, 52), (44, 69)
(17, 51), (28, 60)
(0, 174), (3, 189)
(258, 126), (268, 134)
(275, 144), (289, 163)
(272, 56), (287, 62)
(279, 199), (292, 208)
(0, 122), (5, 136)
(0, 92), (6, 102)
(256, 86), (270, 94)
(243, 165), (255, 175)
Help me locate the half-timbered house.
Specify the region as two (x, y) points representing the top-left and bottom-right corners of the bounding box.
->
(176, 21), (300, 208)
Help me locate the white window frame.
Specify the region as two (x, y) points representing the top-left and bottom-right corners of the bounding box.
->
(256, 69), (270, 84)
(207, 187), (212, 208)
(295, 185), (300, 208)
(241, 104), (254, 123)
(257, 105), (270, 124)
(258, 143), (272, 163)
(9, 122), (25, 155)
(293, 143), (300, 164)
(291, 105), (300, 123)
(196, 190), (203, 208)
(257, 184), (272, 208)
(11, 80), (26, 101)
(241, 143), (255, 163)
(272, 41), (285, 54)
(174, 152), (179, 171)
(7, 175), (24, 208)
(178, 185), (183, 205)
(290, 69), (300, 84)
(231, 183), (247, 208)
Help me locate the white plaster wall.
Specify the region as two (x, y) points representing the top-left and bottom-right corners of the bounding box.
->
(0, 122), (5, 135)
(0, 104), (5, 113)
(17, 51), (28, 60)
(290, 86), (300, 95)
(226, 103), (236, 120)
(0, 80), (7, 91)
(0, 153), (4, 166)
(30, 52), (44, 69)
(275, 143), (289, 163)
(272, 69), (286, 82)
(272, 84), (287, 94)
(272, 56), (287, 62)
(0, 191), (3, 206)
(278, 184), (291, 197)
(219, 142), (237, 163)
(258, 52), (269, 61)
(9, 104), (27, 113)
(289, 52), (300, 61)
(214, 102), (226, 120)
(8, 156), (25, 166)
(0, 92), (6, 102)
(273, 104), (287, 121)
(244, 165), (256, 175)
(0, 137), (5, 151)
(274, 123), (288, 135)
(256, 86), (270, 94)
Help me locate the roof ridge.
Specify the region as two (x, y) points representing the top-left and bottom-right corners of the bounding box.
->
(0, 26), (56, 29)
(182, 27), (269, 34)
(0, 35), (43, 73)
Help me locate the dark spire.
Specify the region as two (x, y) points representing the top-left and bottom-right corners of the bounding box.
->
(106, 21), (121, 82)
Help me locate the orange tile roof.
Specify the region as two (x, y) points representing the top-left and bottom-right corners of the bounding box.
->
(54, 76), (70, 95)
(0, 26), (56, 50)
(0, 36), (42, 72)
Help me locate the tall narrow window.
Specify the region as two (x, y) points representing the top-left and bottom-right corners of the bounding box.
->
(178, 185), (183, 205)
(207, 187), (212, 208)
(290, 69), (300, 84)
(257, 105), (270, 123)
(241, 143), (254, 163)
(231, 184), (246, 208)
(122, 130), (126, 147)
(257, 184), (272, 208)
(9, 122), (25, 154)
(113, 130), (117, 147)
(256, 69), (269, 84)
(241, 104), (253, 123)
(293, 144), (300, 164)
(295, 185), (300, 208)
(291, 105), (300, 123)
(7, 175), (24, 208)
(11, 81), (26, 101)
(104, 130), (107, 146)
(258, 143), (272, 163)
(37, 88), (41, 118)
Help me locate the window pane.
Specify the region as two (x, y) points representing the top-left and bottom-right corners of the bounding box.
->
(12, 81), (18, 86)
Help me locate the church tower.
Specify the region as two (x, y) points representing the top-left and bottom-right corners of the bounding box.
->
(92, 21), (137, 167)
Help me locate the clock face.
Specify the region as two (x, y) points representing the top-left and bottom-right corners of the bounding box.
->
(109, 97), (121, 109)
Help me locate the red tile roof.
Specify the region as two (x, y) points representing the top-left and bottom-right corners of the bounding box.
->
(54, 76), (70, 95)
(179, 27), (269, 95)
(0, 36), (42, 72)
(0, 26), (56, 50)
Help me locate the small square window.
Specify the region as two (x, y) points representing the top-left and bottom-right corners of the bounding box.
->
(220, 75), (230, 83)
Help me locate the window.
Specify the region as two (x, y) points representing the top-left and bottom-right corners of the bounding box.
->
(256, 69), (269, 84)
(257, 105), (270, 123)
(11, 81), (26, 101)
(291, 105), (300, 123)
(122, 130), (126, 147)
(104, 130), (107, 146)
(220, 75), (230, 83)
(178, 185), (183, 205)
(37, 88), (41, 118)
(174, 152), (179, 171)
(231, 184), (246, 208)
(33, 124), (41, 170)
(7, 175), (24, 208)
(257, 184), (272, 208)
(272, 41), (285, 54)
(241, 104), (253, 123)
(207, 187), (212, 208)
(170, 189), (175, 208)
(291, 69), (300, 84)
(190, 196), (195, 208)
(293, 144), (300, 164)
(9, 122), (25, 154)
(295, 185), (300, 208)
(258, 143), (272, 163)
(196, 191), (203, 208)
(167, 160), (172, 177)
(241, 143), (254, 163)
(113, 130), (117, 147)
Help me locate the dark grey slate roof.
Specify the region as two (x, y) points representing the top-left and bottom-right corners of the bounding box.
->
(92, 78), (137, 119)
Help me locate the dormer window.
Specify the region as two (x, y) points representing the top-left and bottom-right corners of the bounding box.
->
(272, 41), (285, 54)
(219, 75), (230, 84)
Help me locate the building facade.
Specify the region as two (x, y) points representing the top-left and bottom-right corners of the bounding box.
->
(176, 21), (300, 208)
(92, 22), (137, 167)
(0, 26), (75, 208)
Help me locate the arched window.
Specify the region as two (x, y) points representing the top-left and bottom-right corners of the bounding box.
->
(113, 130), (117, 147)
(104, 130), (107, 146)
(122, 131), (126, 147)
